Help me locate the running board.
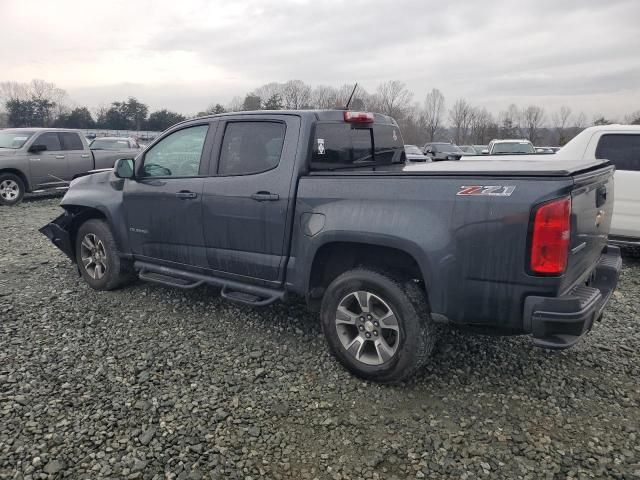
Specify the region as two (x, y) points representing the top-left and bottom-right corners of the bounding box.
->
(134, 261), (286, 306)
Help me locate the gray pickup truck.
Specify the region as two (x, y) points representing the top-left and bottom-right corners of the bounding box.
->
(40, 110), (621, 383)
(0, 128), (139, 205)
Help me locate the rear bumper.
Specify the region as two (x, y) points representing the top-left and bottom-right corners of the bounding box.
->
(523, 245), (622, 349)
(608, 234), (640, 248)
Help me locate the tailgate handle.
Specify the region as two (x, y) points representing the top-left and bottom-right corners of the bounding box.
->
(596, 186), (607, 208)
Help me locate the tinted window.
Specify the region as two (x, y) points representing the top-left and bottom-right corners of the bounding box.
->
(142, 125), (208, 177)
(373, 124), (404, 163)
(595, 134), (640, 171)
(35, 132), (62, 151)
(492, 142), (535, 154)
(311, 123), (373, 169)
(218, 122), (285, 176)
(59, 132), (84, 151)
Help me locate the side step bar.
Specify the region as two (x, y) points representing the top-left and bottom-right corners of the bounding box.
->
(134, 261), (286, 306)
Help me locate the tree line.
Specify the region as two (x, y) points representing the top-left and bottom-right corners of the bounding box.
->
(2, 79), (639, 146)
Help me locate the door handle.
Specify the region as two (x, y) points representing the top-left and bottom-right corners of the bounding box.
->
(55, 155), (65, 159)
(175, 191), (198, 199)
(251, 192), (279, 201)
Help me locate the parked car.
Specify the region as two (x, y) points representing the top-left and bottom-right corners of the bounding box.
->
(89, 136), (141, 151)
(552, 125), (640, 247)
(535, 147), (556, 154)
(458, 145), (479, 155)
(0, 128), (138, 206)
(484, 139), (536, 155)
(423, 142), (464, 161)
(404, 144), (429, 162)
(473, 145), (488, 154)
(41, 110), (621, 383)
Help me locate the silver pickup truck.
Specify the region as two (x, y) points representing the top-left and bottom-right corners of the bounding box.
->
(0, 128), (139, 206)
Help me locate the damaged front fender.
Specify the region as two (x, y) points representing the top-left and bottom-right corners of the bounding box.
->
(39, 212), (76, 262)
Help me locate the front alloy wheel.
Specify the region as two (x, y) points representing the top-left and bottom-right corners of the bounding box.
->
(80, 233), (108, 280)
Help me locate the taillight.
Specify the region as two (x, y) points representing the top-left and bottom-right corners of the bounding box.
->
(530, 196), (571, 275)
(343, 111), (375, 123)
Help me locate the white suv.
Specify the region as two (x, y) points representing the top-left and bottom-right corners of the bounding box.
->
(555, 125), (640, 246)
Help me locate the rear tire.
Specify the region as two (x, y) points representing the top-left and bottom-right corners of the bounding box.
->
(320, 268), (436, 384)
(0, 173), (25, 206)
(75, 219), (135, 290)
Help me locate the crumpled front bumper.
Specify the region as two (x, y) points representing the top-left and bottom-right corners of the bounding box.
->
(39, 212), (76, 262)
(524, 245), (622, 349)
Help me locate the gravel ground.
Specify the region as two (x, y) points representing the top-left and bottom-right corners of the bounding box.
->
(1, 197), (639, 480)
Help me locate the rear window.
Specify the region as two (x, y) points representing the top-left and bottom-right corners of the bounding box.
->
(595, 134), (640, 171)
(311, 122), (404, 170)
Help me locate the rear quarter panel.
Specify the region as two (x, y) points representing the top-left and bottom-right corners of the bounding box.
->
(289, 174), (576, 330)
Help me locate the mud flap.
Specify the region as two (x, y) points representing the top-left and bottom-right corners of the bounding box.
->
(39, 213), (76, 262)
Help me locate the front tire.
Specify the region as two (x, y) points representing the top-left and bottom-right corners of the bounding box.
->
(0, 173), (25, 206)
(75, 219), (134, 290)
(320, 268), (436, 384)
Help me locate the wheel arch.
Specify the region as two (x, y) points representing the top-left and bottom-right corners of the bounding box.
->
(0, 168), (31, 192)
(305, 236), (432, 307)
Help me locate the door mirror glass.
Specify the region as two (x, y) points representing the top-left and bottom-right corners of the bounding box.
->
(114, 158), (135, 179)
(29, 144), (47, 152)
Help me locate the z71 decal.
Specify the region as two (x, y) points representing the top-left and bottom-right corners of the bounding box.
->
(457, 185), (516, 197)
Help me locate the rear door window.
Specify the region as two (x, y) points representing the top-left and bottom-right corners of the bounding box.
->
(218, 121), (286, 176)
(35, 132), (62, 152)
(595, 134), (640, 171)
(59, 132), (84, 151)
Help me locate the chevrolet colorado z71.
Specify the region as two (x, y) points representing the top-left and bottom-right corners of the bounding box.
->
(0, 128), (139, 205)
(41, 110), (621, 383)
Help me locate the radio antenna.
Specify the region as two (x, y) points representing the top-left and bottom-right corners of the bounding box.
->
(345, 83), (358, 110)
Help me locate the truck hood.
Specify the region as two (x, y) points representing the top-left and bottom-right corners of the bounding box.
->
(0, 149), (18, 157)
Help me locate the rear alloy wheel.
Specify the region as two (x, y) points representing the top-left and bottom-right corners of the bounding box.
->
(321, 268), (436, 384)
(0, 174), (25, 206)
(335, 291), (400, 366)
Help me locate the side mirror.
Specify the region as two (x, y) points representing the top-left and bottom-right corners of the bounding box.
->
(29, 144), (47, 153)
(482, 149), (489, 154)
(114, 158), (135, 179)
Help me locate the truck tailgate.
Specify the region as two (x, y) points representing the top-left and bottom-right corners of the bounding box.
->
(561, 165), (615, 293)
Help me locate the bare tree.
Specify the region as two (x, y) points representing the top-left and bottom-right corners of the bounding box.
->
(226, 96), (243, 112)
(469, 107), (494, 144)
(552, 106), (572, 145)
(573, 111), (587, 130)
(623, 110), (640, 125)
(281, 80), (312, 109)
(376, 80), (413, 119)
(449, 98), (473, 144)
(521, 105), (545, 143)
(423, 88), (445, 142)
(253, 82), (284, 106)
(311, 85), (338, 109)
(498, 104), (522, 138)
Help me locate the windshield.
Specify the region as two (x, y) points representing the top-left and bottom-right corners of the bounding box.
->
(0, 130), (35, 149)
(492, 142), (535, 154)
(435, 143), (463, 154)
(90, 138), (131, 150)
(405, 145), (423, 155)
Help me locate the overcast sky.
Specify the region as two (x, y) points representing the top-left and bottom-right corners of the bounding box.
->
(2, 0), (639, 120)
